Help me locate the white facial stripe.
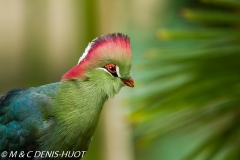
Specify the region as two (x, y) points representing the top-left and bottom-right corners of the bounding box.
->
(116, 66), (121, 77)
(78, 36), (99, 64)
(96, 68), (113, 77)
(78, 42), (93, 64)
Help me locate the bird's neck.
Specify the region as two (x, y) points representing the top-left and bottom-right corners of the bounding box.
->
(57, 79), (107, 133)
(41, 80), (108, 151)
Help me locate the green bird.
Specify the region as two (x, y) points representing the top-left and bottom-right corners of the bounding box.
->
(0, 33), (134, 159)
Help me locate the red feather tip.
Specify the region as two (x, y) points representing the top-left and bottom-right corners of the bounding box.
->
(77, 33), (130, 64)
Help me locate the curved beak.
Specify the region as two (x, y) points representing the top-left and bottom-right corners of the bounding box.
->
(121, 77), (134, 87)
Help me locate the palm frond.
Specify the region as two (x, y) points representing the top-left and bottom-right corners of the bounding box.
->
(131, 0), (240, 159)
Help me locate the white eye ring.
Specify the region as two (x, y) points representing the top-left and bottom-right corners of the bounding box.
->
(116, 66), (121, 77)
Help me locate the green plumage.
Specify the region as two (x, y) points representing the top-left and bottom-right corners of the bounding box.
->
(40, 69), (124, 152)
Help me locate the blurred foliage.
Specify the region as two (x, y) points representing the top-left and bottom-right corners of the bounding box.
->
(131, 0), (240, 160)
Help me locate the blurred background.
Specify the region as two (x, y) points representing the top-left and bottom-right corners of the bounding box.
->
(1, 0), (240, 160)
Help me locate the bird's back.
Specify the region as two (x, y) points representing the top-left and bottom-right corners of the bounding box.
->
(0, 82), (60, 155)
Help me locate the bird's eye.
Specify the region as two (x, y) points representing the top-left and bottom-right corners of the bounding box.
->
(104, 64), (118, 77)
(109, 66), (115, 72)
(105, 64), (116, 73)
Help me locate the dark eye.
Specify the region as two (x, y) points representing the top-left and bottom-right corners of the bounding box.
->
(104, 64), (118, 77)
(109, 65), (115, 72)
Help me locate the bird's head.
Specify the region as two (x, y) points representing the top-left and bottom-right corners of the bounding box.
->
(62, 33), (134, 91)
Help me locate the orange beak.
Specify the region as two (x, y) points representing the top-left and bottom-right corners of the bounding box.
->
(121, 77), (134, 87)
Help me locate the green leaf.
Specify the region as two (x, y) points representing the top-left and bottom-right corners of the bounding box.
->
(181, 9), (240, 24)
